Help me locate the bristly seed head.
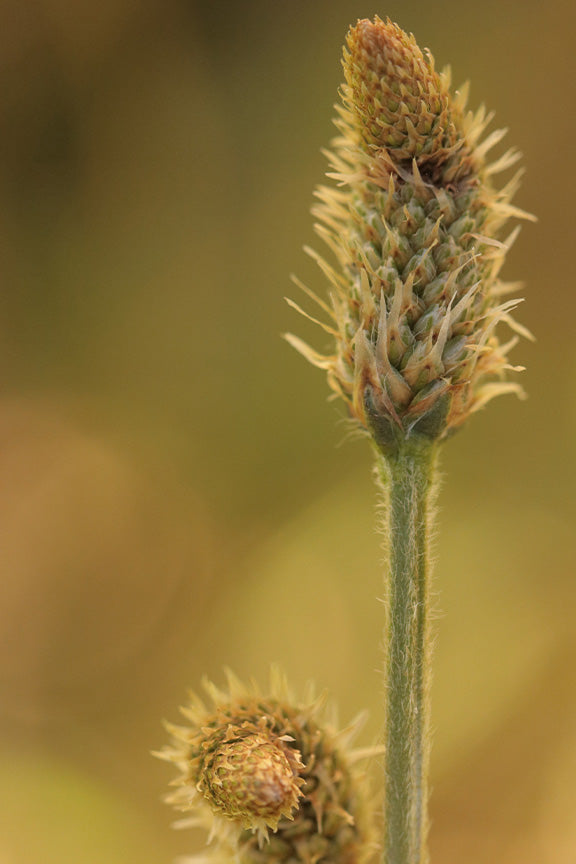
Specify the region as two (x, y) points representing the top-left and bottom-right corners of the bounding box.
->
(155, 670), (380, 864)
(286, 16), (534, 455)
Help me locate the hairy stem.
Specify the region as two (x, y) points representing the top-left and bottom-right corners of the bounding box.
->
(375, 440), (439, 864)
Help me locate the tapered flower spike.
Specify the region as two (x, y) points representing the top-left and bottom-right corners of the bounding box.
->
(156, 669), (381, 864)
(286, 15), (534, 456)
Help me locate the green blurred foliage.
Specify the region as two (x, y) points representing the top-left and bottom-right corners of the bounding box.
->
(0, 1), (574, 862)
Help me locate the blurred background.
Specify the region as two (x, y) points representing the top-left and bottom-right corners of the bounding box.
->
(0, 0), (574, 862)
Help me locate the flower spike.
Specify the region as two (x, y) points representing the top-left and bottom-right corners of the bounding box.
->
(287, 16), (533, 455)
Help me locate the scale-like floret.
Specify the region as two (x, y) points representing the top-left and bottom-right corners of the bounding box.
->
(287, 16), (534, 452)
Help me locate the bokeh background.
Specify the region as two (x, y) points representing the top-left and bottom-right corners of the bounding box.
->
(0, 1), (574, 862)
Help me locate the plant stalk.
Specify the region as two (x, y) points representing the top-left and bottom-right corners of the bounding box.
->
(376, 439), (439, 864)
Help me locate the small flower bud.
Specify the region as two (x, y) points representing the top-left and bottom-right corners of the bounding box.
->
(344, 18), (461, 173)
(156, 671), (379, 864)
(199, 730), (303, 831)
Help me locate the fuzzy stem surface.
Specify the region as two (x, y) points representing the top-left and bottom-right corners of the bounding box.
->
(376, 440), (439, 864)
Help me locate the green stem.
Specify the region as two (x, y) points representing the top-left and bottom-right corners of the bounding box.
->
(375, 439), (439, 864)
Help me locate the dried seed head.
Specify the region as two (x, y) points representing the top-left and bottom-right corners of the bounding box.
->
(155, 670), (380, 864)
(287, 17), (534, 454)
